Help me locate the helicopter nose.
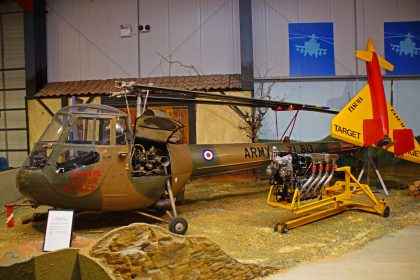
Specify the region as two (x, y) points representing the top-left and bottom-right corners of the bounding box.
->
(16, 168), (53, 204)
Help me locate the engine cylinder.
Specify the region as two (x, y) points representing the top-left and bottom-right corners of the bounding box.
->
(267, 152), (338, 201)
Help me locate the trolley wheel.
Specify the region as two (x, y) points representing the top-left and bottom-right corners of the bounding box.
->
(168, 217), (188, 235)
(382, 206), (390, 218)
(280, 224), (289, 234)
(274, 223), (288, 234)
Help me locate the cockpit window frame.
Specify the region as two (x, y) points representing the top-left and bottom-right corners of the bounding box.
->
(38, 113), (71, 143)
(35, 105), (132, 147)
(65, 116), (113, 146)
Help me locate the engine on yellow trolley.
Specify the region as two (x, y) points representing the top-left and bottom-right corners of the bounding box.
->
(266, 149), (390, 233)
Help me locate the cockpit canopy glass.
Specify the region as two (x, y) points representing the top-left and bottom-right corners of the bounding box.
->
(37, 105), (129, 144)
(38, 114), (70, 142)
(66, 117), (111, 145)
(57, 104), (125, 115)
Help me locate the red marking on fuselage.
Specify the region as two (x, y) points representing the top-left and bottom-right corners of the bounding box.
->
(64, 170), (101, 193)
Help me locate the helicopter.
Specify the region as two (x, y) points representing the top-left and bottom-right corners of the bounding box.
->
(290, 33), (333, 58)
(388, 33), (420, 57)
(16, 83), (359, 235)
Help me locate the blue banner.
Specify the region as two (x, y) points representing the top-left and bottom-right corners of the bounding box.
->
(384, 21), (420, 75)
(289, 22), (335, 77)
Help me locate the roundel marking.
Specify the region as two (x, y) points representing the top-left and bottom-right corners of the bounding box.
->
(202, 149), (215, 162)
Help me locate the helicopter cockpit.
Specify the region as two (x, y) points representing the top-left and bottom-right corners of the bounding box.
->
(21, 104), (131, 173)
(17, 103), (189, 212)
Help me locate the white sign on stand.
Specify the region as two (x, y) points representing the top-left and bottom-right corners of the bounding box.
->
(43, 210), (74, 252)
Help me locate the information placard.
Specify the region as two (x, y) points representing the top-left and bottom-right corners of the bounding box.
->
(43, 210), (74, 252)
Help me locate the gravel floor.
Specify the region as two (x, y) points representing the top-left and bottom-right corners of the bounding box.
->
(0, 176), (419, 271)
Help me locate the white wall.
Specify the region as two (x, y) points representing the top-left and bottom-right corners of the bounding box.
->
(46, 0), (241, 81)
(46, 0), (139, 82)
(45, 0), (420, 81)
(139, 0), (241, 77)
(253, 0), (420, 78)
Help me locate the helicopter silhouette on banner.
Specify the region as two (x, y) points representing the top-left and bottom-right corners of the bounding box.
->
(288, 22), (335, 76)
(384, 21), (420, 74)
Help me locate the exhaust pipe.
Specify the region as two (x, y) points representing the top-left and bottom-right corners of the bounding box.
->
(319, 154), (338, 193)
(311, 155), (332, 196)
(300, 162), (316, 191)
(307, 161), (324, 196)
(300, 156), (318, 192)
(301, 154), (323, 198)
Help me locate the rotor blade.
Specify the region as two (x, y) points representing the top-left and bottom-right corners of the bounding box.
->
(126, 84), (337, 114)
(120, 94), (338, 113)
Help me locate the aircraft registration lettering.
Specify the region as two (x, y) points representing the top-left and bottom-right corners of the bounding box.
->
(334, 124), (361, 139)
(347, 96), (364, 113)
(300, 144), (314, 153)
(292, 144), (314, 153)
(244, 146), (269, 159)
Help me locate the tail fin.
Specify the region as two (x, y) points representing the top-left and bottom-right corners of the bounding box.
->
(377, 55), (394, 71)
(385, 102), (417, 159)
(356, 38), (394, 71)
(331, 86), (419, 164)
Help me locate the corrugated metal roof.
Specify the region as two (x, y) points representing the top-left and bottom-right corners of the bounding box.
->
(36, 74), (242, 97)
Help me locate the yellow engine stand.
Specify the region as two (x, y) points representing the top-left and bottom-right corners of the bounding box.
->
(267, 166), (390, 233)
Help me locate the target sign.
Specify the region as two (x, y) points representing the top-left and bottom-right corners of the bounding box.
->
(202, 149), (215, 162)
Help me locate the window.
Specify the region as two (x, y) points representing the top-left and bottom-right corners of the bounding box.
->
(55, 148), (100, 173)
(39, 114), (70, 142)
(22, 145), (53, 170)
(66, 117), (111, 145)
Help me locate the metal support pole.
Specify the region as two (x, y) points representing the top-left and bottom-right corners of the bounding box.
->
(357, 149), (389, 195)
(136, 95), (142, 118)
(166, 179), (177, 217)
(368, 156), (389, 195)
(357, 160), (368, 181)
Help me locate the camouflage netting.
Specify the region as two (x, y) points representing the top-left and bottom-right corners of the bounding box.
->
(89, 223), (278, 280)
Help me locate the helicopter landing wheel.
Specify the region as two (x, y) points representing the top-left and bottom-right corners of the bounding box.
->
(168, 217), (188, 235)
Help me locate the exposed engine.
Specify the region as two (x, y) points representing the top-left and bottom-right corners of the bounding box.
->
(131, 144), (171, 177)
(266, 150), (338, 202)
